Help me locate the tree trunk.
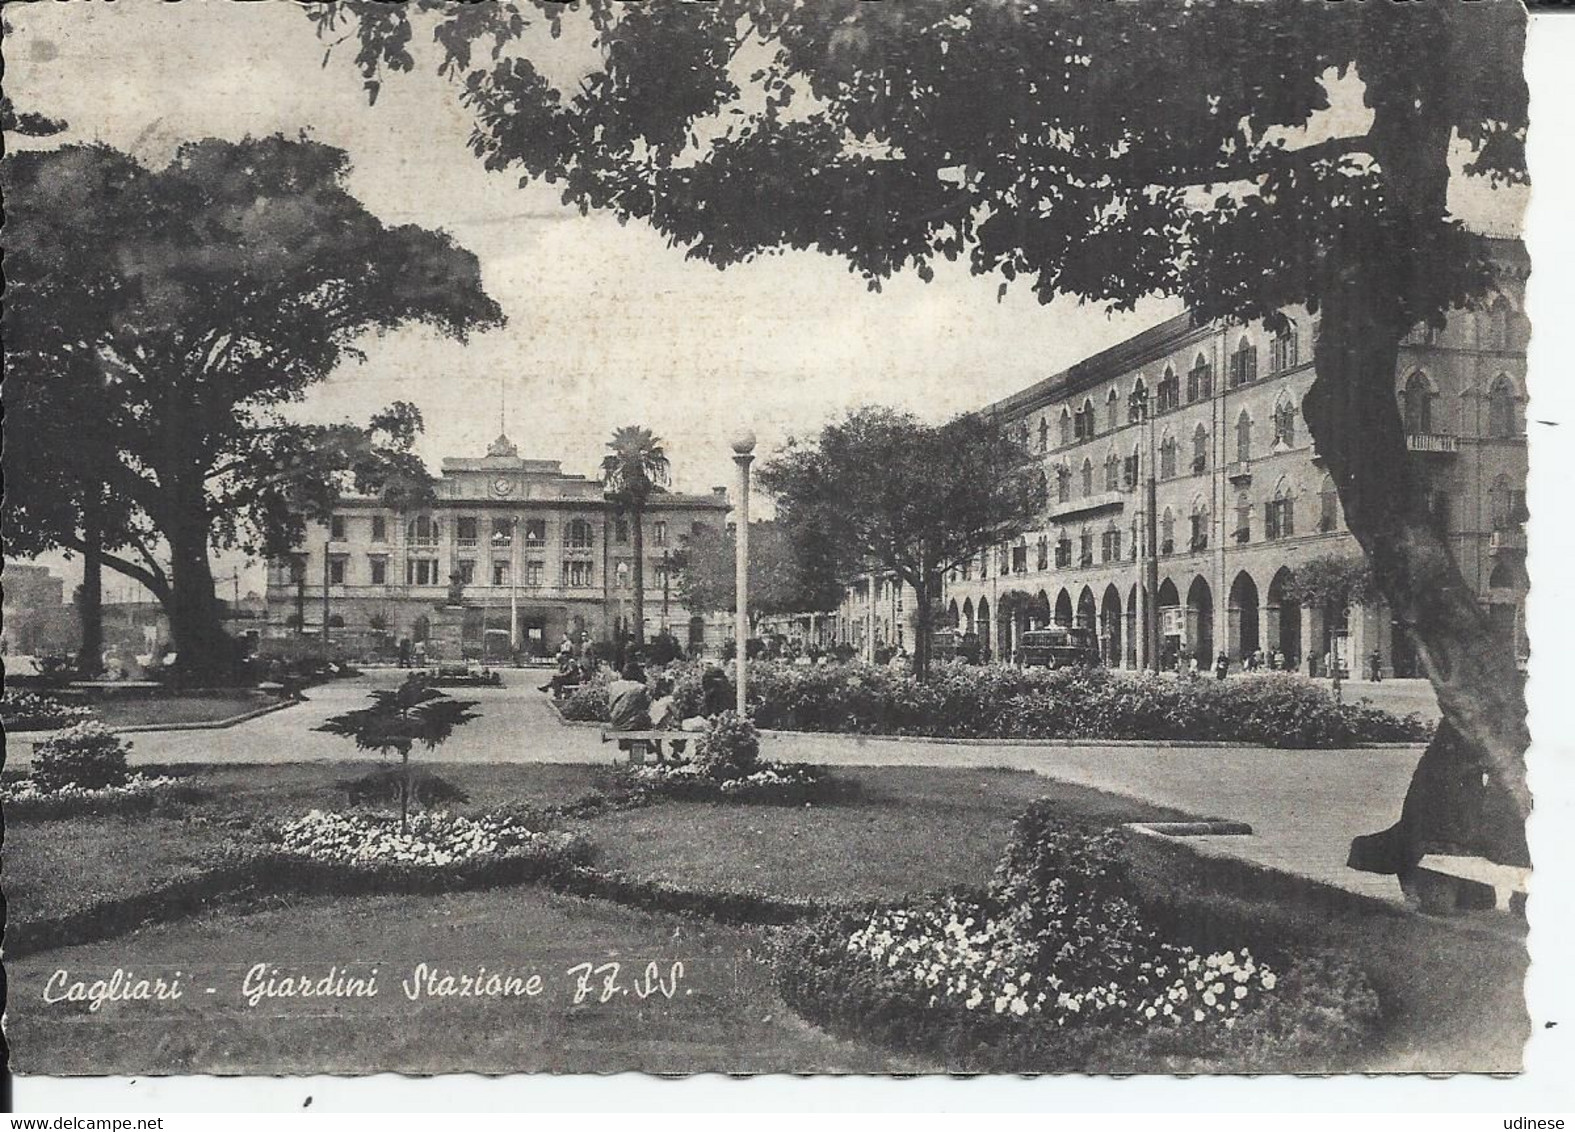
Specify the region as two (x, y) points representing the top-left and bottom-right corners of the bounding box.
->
(77, 501), (105, 677)
(164, 505), (234, 681)
(631, 502), (647, 649)
(911, 570), (933, 680)
(1306, 242), (1529, 879)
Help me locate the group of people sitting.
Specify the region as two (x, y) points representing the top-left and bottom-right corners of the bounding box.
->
(606, 660), (733, 733)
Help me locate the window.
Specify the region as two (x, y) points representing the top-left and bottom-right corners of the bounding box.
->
(492, 560), (510, 587)
(1319, 475), (1340, 533)
(566, 519), (594, 549)
(1189, 510), (1208, 553)
(1038, 417), (1049, 453)
(1130, 517), (1141, 560)
(1234, 495), (1252, 544)
(1482, 296), (1513, 351)
(614, 519), (630, 544)
(1056, 465), (1072, 504)
(371, 515), (387, 543)
(1160, 509), (1175, 556)
(330, 514), (347, 541)
(1191, 424), (1209, 474)
(562, 560), (594, 588)
(1075, 399), (1096, 440)
(407, 515), (440, 546)
(1012, 544), (1028, 574)
(524, 560), (544, 587)
(1106, 389), (1120, 431)
(1236, 410), (1252, 465)
(979, 549), (989, 580)
(1104, 453), (1121, 492)
(455, 559), (475, 585)
(1490, 474), (1528, 528)
(491, 518), (513, 547)
(652, 521), (669, 546)
(1123, 450), (1140, 490)
(456, 517), (479, 548)
(1129, 378), (1148, 423)
(1055, 535), (1073, 568)
(1229, 337), (1257, 387)
(614, 559), (631, 589)
(406, 557), (440, 586)
(1186, 355), (1212, 403)
(1079, 530), (1095, 567)
(368, 556), (387, 585)
(1271, 327), (1299, 372)
(1272, 398), (1297, 448)
(1101, 527), (1122, 563)
(1036, 536), (1049, 571)
(1160, 436), (1178, 480)
(1081, 458), (1094, 497)
(1157, 367), (1180, 412)
(1060, 408), (1073, 447)
(328, 556), (346, 584)
(1488, 376), (1517, 438)
(1403, 372), (1435, 435)
(287, 557), (306, 585)
(1265, 491), (1296, 540)
(523, 519), (547, 548)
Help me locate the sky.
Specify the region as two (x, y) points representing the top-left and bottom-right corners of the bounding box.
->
(4, 0), (1525, 599)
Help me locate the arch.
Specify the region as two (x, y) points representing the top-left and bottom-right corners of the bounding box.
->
(1192, 422), (1209, 473)
(1159, 365), (1179, 412)
(1187, 575), (1215, 666)
(1104, 449), (1122, 492)
(1054, 589), (1074, 627)
(1159, 432), (1178, 479)
(1100, 584), (1123, 667)
(1056, 463), (1072, 504)
(1032, 589), (1052, 627)
(1189, 494), (1210, 552)
(977, 597), (991, 657)
(1488, 373), (1518, 438)
(947, 598), (960, 629)
(1266, 566), (1301, 668)
(1129, 376), (1149, 422)
(1318, 473), (1340, 533)
(1160, 506), (1176, 555)
(1081, 456), (1095, 496)
(962, 597), (975, 635)
(1038, 416), (1050, 452)
(327, 613), (346, 629)
(1272, 392), (1297, 447)
(1106, 387), (1121, 430)
(1077, 585), (1097, 632)
(1157, 577), (1180, 607)
(1235, 409), (1253, 464)
(1059, 406), (1073, 446)
(1228, 570), (1261, 660)
(1402, 370), (1436, 434)
(1125, 583), (1140, 669)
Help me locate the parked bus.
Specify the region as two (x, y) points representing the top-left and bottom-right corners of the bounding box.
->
(1017, 625), (1101, 669)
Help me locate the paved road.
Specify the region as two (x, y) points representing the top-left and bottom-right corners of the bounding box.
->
(10, 669), (1421, 904)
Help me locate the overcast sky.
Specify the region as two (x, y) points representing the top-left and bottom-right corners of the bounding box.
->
(6, 1), (1524, 599)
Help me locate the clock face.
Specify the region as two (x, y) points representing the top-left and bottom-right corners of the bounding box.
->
(491, 476), (515, 496)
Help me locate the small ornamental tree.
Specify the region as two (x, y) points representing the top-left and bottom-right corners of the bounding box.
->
(1282, 555), (1379, 613)
(315, 674), (479, 832)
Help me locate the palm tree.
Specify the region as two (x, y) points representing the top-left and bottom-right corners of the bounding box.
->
(601, 426), (670, 651)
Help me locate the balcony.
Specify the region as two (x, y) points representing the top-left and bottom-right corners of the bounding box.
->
(1050, 490), (1125, 521)
(1407, 433), (1461, 455)
(1227, 462), (1252, 485)
(1490, 527), (1526, 554)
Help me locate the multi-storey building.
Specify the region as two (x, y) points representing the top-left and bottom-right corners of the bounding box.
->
(264, 433), (732, 659)
(937, 241), (1529, 677)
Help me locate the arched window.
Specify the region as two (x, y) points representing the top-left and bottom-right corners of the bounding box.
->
(1124, 445), (1141, 489)
(1106, 388), (1120, 430)
(1402, 371), (1435, 435)
(1056, 465), (1072, 504)
(1189, 498), (1210, 552)
(1129, 378), (1148, 422)
(1036, 534), (1050, 571)
(1035, 468), (1049, 502)
(1079, 526), (1095, 566)
(1234, 492), (1252, 544)
(1272, 396), (1297, 448)
(1319, 474), (1340, 533)
(1271, 325), (1299, 372)
(1160, 508), (1176, 556)
(1191, 423), (1209, 474)
(1187, 353), (1212, 402)
(1483, 295), (1514, 351)
(1104, 451), (1121, 492)
(1230, 336), (1257, 387)
(1489, 473), (1527, 529)
(1160, 435), (1177, 480)
(1158, 367), (1180, 412)
(1129, 515), (1141, 560)
(1081, 457), (1094, 497)
(1102, 522), (1122, 563)
(1059, 407), (1073, 447)
(1488, 375), (1517, 438)
(1038, 416), (1049, 453)
(566, 519), (594, 549)
(1236, 409), (1253, 465)
(1080, 399), (1098, 440)
(1265, 481), (1296, 540)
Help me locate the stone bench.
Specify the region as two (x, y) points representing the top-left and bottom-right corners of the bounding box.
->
(1409, 854), (1530, 916)
(600, 730), (691, 764)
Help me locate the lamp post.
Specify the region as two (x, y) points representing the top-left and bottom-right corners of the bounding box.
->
(731, 429), (756, 715)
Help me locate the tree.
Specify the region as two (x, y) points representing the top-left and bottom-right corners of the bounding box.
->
(315, 674), (479, 832)
(758, 407), (1044, 677)
(1282, 555), (1379, 613)
(3, 137), (502, 676)
(313, 0), (1529, 872)
(601, 426), (671, 650)
(675, 519), (844, 623)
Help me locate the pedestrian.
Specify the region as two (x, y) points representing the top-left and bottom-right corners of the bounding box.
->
(1322, 649), (1333, 679)
(398, 637), (412, 669)
(1369, 649), (1384, 682)
(1188, 654), (1200, 678)
(1272, 649), (1284, 671)
(607, 661), (652, 731)
(1215, 651), (1229, 680)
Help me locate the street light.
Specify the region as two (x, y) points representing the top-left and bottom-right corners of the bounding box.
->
(731, 428), (756, 715)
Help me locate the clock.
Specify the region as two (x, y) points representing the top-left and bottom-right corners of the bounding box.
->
(491, 476), (515, 497)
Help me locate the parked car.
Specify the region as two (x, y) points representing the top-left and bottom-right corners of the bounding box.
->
(1017, 626), (1101, 669)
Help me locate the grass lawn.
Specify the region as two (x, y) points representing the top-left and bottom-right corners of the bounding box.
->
(4, 889), (920, 1075)
(78, 694), (279, 730)
(579, 765), (1192, 903)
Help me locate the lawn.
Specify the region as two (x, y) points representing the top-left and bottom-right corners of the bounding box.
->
(85, 693), (280, 730)
(579, 766), (1192, 903)
(3, 888), (920, 1075)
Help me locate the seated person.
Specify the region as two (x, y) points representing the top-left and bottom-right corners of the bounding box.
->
(607, 662), (651, 731)
(649, 676), (677, 730)
(540, 656), (581, 696)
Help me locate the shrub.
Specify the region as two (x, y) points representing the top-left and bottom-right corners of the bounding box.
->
(30, 722), (132, 792)
(337, 767), (471, 810)
(618, 759), (841, 805)
(691, 711), (761, 777)
(3, 773), (200, 820)
(644, 633), (685, 666)
(0, 688), (94, 731)
(557, 670), (613, 721)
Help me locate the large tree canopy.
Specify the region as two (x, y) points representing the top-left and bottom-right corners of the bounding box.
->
(3, 136), (503, 673)
(675, 519), (845, 622)
(316, 0), (1529, 875)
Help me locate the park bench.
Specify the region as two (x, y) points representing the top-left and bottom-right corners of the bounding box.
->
(600, 729), (691, 764)
(1409, 854), (1530, 916)
(550, 682), (582, 701)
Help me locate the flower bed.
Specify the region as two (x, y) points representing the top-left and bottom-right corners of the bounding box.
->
(1, 688), (94, 732)
(273, 809), (588, 871)
(566, 661), (1429, 747)
(619, 759), (838, 804)
(773, 801), (1381, 1070)
(3, 773), (200, 820)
